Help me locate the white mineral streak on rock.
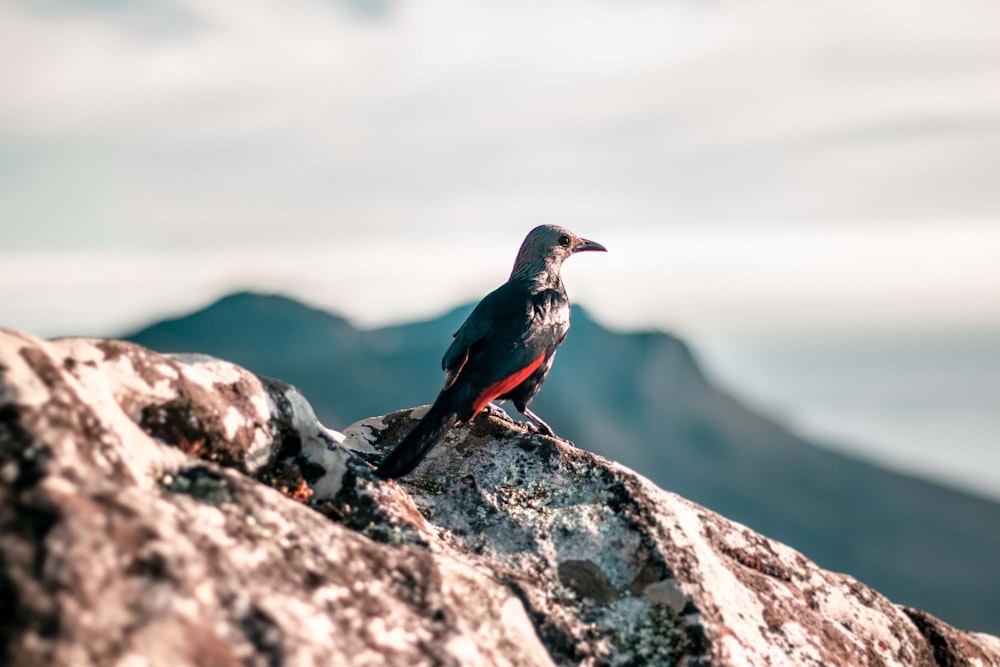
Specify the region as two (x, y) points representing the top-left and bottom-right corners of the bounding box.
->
(0, 331), (60, 408)
(155, 363), (179, 379)
(499, 597), (557, 667)
(342, 414), (387, 452)
(269, 384), (353, 497)
(667, 493), (775, 665)
(249, 392), (270, 419)
(284, 384), (346, 448)
(781, 621), (824, 663)
(321, 424), (346, 444)
(437, 556), (555, 667)
(174, 356), (277, 475)
(222, 406), (244, 440)
(307, 445), (353, 500)
(409, 405), (432, 420)
(116, 654), (149, 667)
(241, 422), (273, 476)
(444, 636), (488, 666)
(0, 332), (189, 488)
(643, 578), (688, 612)
(366, 617), (411, 652)
(170, 354), (245, 389)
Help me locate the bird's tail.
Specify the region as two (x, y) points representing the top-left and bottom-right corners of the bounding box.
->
(375, 398), (459, 479)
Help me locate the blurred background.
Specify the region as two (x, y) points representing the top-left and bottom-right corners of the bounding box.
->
(2, 0), (1000, 628)
(3, 0), (998, 499)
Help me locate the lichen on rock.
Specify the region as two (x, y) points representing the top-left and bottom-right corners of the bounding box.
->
(2, 329), (999, 667)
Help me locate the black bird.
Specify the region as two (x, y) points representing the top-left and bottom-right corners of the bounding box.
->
(375, 225), (606, 479)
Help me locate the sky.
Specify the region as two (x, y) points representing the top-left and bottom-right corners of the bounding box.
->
(2, 0), (999, 339)
(2, 0), (1000, 496)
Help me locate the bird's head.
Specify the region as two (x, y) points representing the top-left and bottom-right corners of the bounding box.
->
(510, 225), (607, 281)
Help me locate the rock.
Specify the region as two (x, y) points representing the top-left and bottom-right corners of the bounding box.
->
(1, 330), (998, 667)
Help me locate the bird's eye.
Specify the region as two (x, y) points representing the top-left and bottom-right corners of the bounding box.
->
(559, 234), (571, 247)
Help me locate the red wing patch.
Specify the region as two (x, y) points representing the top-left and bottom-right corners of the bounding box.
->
(472, 353), (546, 415)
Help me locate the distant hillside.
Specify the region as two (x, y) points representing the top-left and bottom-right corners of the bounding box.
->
(127, 291), (1000, 633)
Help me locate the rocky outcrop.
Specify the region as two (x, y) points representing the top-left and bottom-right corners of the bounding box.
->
(125, 292), (1000, 636)
(1, 330), (998, 667)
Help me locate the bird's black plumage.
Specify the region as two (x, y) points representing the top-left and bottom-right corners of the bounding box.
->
(375, 225), (606, 479)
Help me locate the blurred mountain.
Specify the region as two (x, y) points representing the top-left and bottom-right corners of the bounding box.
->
(126, 291), (1000, 633)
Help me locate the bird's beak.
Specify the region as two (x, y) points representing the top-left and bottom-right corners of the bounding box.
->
(574, 238), (607, 253)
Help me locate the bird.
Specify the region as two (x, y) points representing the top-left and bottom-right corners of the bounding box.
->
(375, 224), (606, 479)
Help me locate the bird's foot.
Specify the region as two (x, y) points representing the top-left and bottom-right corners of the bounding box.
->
(522, 422), (574, 446)
(522, 421), (543, 435)
(519, 420), (556, 438)
(519, 407), (557, 438)
(483, 402), (515, 422)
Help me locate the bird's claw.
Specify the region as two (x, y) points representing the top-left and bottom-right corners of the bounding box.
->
(484, 403), (514, 422)
(522, 421), (543, 435)
(522, 421), (558, 438)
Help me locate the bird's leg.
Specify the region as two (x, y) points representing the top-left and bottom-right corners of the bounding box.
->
(519, 407), (556, 437)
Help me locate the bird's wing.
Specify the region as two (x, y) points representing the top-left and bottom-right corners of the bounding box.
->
(443, 284), (568, 399)
(463, 287), (568, 414)
(441, 289), (499, 389)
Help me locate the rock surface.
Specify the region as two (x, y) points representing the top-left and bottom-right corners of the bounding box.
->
(1, 330), (998, 667)
(126, 291), (1000, 636)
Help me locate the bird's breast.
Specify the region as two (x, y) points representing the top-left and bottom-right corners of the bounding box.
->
(529, 288), (570, 323)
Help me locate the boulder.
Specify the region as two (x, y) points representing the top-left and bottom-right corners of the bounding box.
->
(1, 331), (997, 666)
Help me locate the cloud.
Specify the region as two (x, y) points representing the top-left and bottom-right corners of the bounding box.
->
(0, 0), (387, 135)
(3, 0), (997, 240)
(1, 0), (999, 335)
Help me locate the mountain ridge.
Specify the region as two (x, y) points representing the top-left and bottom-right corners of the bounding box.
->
(125, 290), (1000, 633)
